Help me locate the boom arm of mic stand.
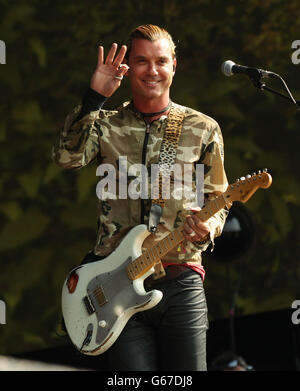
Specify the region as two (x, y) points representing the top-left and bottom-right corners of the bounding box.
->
(250, 76), (300, 111)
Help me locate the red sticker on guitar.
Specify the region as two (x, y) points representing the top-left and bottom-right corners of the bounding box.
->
(67, 271), (79, 293)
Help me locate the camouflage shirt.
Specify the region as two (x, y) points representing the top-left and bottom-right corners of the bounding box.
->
(52, 95), (229, 266)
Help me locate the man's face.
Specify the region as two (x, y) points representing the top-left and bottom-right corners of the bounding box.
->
(127, 38), (176, 103)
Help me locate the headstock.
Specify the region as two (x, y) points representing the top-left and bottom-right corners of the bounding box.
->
(226, 169), (272, 203)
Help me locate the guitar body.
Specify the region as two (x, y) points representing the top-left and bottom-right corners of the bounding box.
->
(61, 224), (163, 356)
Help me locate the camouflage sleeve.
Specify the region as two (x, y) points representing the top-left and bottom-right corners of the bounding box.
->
(199, 121), (229, 250)
(51, 104), (101, 169)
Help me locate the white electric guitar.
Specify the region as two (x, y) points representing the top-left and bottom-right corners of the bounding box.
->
(61, 170), (272, 355)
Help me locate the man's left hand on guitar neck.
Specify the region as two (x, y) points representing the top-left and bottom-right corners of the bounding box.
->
(183, 213), (210, 244)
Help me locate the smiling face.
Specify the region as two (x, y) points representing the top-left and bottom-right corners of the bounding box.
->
(127, 38), (176, 110)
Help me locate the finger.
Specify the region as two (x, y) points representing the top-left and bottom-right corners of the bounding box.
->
(186, 216), (196, 230)
(191, 215), (209, 231)
(105, 43), (118, 65)
(97, 46), (104, 67)
(114, 64), (130, 79)
(183, 221), (195, 235)
(113, 45), (127, 68)
(191, 214), (203, 228)
(183, 230), (201, 242)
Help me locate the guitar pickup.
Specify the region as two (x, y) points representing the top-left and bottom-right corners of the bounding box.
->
(93, 286), (108, 307)
(83, 295), (95, 315)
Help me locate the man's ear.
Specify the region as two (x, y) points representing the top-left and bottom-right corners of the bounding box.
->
(173, 58), (177, 74)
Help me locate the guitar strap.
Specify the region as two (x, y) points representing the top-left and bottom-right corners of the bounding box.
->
(148, 103), (186, 234)
(148, 104), (186, 279)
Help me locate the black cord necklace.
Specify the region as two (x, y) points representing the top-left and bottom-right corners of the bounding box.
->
(138, 101), (171, 117)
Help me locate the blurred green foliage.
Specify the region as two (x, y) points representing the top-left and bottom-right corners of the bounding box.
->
(0, 0), (299, 354)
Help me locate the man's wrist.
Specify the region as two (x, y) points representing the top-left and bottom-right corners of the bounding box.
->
(72, 88), (107, 125)
(195, 233), (211, 245)
(82, 87), (107, 112)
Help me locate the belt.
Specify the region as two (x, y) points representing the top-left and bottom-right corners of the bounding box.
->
(144, 265), (191, 289)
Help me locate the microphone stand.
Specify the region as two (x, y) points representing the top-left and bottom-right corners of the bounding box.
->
(249, 73), (300, 111)
(250, 70), (300, 370)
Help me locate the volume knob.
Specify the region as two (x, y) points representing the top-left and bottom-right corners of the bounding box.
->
(98, 320), (107, 328)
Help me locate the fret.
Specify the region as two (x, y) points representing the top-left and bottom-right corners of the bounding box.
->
(132, 258), (142, 276)
(127, 255), (153, 280)
(143, 252), (151, 267)
(212, 200), (219, 215)
(213, 197), (219, 211)
(172, 230), (179, 247)
(157, 238), (165, 254)
(175, 227), (185, 243)
(127, 259), (137, 279)
(205, 202), (213, 219)
(170, 230), (177, 245)
(139, 254), (146, 268)
(136, 256), (144, 273)
(166, 234), (172, 248)
(156, 243), (163, 258)
(142, 252), (153, 268)
(162, 236), (170, 251)
(199, 206), (209, 220)
(159, 242), (166, 256)
(152, 244), (160, 260)
(167, 234), (175, 249)
(171, 229), (178, 244)
(152, 245), (160, 262)
(147, 247), (156, 262)
(221, 193), (228, 206)
(161, 237), (168, 253)
(214, 195), (225, 212)
(214, 197), (222, 212)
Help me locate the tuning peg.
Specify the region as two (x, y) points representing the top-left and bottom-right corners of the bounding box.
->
(246, 174), (251, 179)
(252, 172), (256, 176)
(240, 176), (246, 181)
(263, 168), (268, 173)
(258, 170), (261, 174)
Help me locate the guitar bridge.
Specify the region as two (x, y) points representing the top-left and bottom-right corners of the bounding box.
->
(83, 295), (95, 315)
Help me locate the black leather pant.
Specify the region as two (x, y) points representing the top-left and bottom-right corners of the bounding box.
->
(106, 268), (208, 371)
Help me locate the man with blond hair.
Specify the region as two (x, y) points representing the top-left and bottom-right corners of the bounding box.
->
(53, 24), (229, 371)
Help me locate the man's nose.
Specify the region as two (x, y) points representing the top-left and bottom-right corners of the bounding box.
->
(147, 62), (158, 76)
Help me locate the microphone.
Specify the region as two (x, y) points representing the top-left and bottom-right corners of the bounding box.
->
(222, 60), (275, 79)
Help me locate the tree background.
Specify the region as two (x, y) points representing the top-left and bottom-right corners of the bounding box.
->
(0, 0), (299, 355)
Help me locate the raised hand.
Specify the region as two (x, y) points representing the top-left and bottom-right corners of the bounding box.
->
(90, 43), (129, 97)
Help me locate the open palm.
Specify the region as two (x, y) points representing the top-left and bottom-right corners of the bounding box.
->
(90, 43), (128, 97)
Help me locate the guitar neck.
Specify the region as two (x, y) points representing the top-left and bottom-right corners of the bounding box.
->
(126, 191), (231, 280)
